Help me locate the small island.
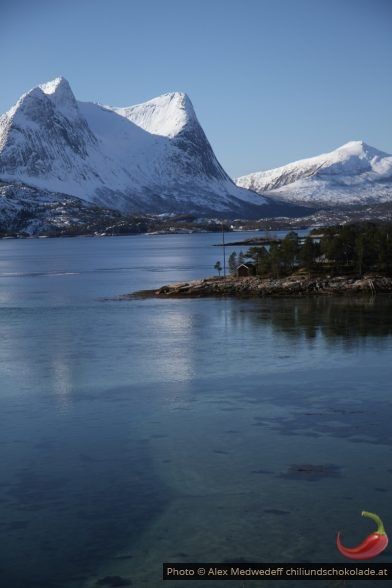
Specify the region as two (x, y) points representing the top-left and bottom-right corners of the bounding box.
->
(132, 223), (392, 298)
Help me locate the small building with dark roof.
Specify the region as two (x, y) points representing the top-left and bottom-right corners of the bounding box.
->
(237, 263), (255, 277)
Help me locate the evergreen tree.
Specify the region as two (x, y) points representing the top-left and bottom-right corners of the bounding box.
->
(214, 260), (222, 276)
(269, 243), (283, 278)
(281, 231), (299, 271)
(228, 252), (238, 275)
(299, 237), (318, 271)
(255, 246), (271, 276)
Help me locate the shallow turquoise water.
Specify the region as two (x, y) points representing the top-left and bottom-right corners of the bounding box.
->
(0, 234), (391, 587)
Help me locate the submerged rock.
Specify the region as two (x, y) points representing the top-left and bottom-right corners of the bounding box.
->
(279, 463), (341, 481)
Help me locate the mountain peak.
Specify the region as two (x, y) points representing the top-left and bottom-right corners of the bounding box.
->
(337, 139), (366, 153)
(4, 78), (75, 120)
(111, 91), (197, 138)
(235, 140), (392, 207)
(160, 91), (193, 111)
(38, 76), (79, 119)
(39, 76), (71, 95)
(336, 140), (388, 160)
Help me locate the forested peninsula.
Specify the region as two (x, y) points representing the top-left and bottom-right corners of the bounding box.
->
(132, 224), (392, 299)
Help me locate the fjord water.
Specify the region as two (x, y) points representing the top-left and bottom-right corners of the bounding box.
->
(0, 233), (391, 588)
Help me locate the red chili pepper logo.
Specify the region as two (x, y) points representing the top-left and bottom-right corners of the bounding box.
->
(337, 511), (388, 560)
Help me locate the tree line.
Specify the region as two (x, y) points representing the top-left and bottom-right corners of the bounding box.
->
(226, 223), (392, 278)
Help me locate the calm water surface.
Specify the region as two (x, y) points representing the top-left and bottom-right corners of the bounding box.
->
(0, 233), (391, 588)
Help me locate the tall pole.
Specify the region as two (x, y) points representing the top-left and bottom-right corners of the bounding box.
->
(222, 222), (226, 278)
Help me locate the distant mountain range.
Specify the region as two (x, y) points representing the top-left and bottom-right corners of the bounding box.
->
(0, 78), (391, 235)
(235, 141), (392, 207)
(0, 77), (273, 219)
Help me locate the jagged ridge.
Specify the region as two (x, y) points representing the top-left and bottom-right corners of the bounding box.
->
(0, 77), (268, 217)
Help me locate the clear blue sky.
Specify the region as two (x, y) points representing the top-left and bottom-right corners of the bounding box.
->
(2, 0), (391, 177)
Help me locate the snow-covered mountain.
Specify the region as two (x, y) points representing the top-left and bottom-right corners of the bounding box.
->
(0, 77), (268, 217)
(235, 141), (392, 207)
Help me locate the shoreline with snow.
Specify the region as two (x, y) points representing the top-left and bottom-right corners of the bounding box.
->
(130, 274), (392, 299)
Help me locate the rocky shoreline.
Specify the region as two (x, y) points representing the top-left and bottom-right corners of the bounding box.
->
(132, 274), (392, 299)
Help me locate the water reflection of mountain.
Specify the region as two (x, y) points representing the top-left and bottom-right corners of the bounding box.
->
(231, 296), (392, 344)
